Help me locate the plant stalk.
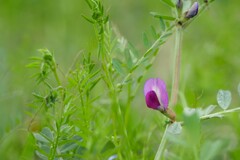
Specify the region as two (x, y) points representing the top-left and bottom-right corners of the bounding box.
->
(170, 26), (183, 107)
(200, 107), (240, 120)
(154, 124), (169, 160)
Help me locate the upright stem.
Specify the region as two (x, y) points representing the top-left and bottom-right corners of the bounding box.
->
(52, 59), (61, 86)
(154, 124), (169, 160)
(96, 22), (133, 159)
(50, 123), (61, 160)
(170, 26), (183, 106)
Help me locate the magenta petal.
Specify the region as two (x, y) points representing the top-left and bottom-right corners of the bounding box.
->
(145, 91), (160, 109)
(144, 78), (169, 110)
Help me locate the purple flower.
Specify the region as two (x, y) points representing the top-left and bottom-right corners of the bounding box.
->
(144, 78), (169, 111)
(185, 2), (199, 19)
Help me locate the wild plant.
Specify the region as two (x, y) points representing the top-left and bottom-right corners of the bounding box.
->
(26, 0), (240, 159)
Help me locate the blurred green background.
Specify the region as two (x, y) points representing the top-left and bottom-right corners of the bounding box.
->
(1, 0), (240, 159)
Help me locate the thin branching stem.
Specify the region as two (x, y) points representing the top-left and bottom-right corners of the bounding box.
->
(177, 107), (240, 126)
(200, 107), (240, 120)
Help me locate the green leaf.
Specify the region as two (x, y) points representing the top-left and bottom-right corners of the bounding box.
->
(35, 150), (48, 160)
(217, 90), (232, 110)
(137, 75), (143, 83)
(143, 32), (149, 47)
(161, 0), (175, 7)
(128, 42), (139, 59)
(112, 58), (125, 75)
(41, 127), (54, 141)
(161, 31), (173, 40)
(33, 133), (50, 143)
(150, 12), (175, 21)
(59, 135), (82, 153)
(124, 50), (133, 69)
(60, 142), (78, 153)
(60, 124), (73, 133)
(85, 0), (93, 9)
(81, 14), (95, 24)
(202, 105), (216, 116)
(26, 62), (40, 68)
(101, 141), (115, 153)
(167, 122), (182, 134)
(129, 49), (138, 64)
(238, 82), (240, 96)
(39, 144), (51, 155)
(150, 26), (159, 39)
(118, 37), (127, 52)
(89, 77), (101, 91)
(159, 17), (166, 31)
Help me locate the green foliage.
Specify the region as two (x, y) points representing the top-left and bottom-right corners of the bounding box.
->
(27, 1), (240, 159)
(1, 0), (240, 159)
(150, 12), (176, 21)
(27, 48), (103, 159)
(161, 0), (176, 8)
(27, 49), (58, 84)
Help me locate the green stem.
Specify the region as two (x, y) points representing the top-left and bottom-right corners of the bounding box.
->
(96, 22), (133, 159)
(49, 121), (61, 160)
(170, 26), (183, 106)
(49, 59), (64, 159)
(177, 107), (240, 126)
(200, 107), (240, 120)
(125, 84), (132, 131)
(193, 147), (199, 160)
(52, 60), (61, 86)
(154, 124), (169, 160)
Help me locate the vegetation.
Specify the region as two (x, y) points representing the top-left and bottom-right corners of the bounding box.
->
(1, 0), (240, 159)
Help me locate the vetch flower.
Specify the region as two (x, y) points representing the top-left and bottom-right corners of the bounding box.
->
(144, 78), (169, 111)
(144, 78), (176, 121)
(185, 2), (199, 19)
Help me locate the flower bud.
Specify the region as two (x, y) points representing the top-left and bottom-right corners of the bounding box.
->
(185, 2), (199, 19)
(176, 0), (183, 10)
(144, 78), (169, 111)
